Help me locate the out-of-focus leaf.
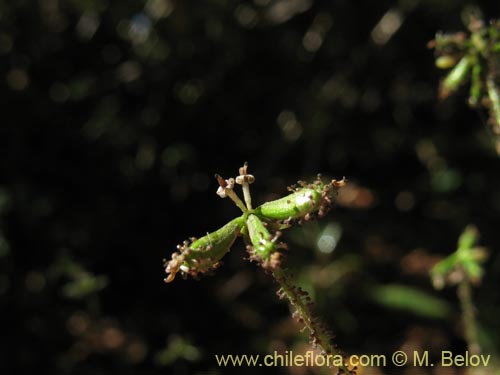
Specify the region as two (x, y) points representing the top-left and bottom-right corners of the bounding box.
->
(154, 336), (201, 366)
(431, 225), (487, 287)
(431, 252), (458, 278)
(462, 260), (483, 282)
(370, 284), (452, 319)
(457, 225), (479, 254)
(62, 274), (108, 299)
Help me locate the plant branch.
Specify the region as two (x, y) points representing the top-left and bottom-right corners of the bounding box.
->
(272, 267), (355, 375)
(457, 277), (481, 355)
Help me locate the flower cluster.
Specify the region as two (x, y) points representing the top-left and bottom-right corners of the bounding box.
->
(163, 163), (353, 374)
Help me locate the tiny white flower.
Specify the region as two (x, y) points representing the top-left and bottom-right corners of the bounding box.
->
(215, 174), (247, 212)
(216, 177), (235, 198)
(236, 162), (254, 209)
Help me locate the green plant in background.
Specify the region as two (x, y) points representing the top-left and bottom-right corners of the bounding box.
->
(154, 335), (201, 367)
(164, 163), (355, 374)
(51, 254), (109, 301)
(429, 17), (500, 154)
(431, 225), (488, 358)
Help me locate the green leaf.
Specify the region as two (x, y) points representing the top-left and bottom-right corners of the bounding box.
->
(439, 55), (472, 98)
(431, 252), (458, 277)
(154, 336), (201, 366)
(370, 284), (452, 319)
(457, 225), (478, 253)
(462, 260), (483, 281)
(62, 274), (108, 299)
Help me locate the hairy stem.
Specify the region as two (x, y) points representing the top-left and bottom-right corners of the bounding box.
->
(272, 267), (355, 375)
(457, 278), (481, 355)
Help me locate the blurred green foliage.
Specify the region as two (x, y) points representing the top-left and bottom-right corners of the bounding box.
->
(51, 254), (109, 299)
(154, 335), (202, 367)
(1, 0), (500, 374)
(431, 225), (488, 288)
(430, 15), (500, 153)
(370, 284), (452, 319)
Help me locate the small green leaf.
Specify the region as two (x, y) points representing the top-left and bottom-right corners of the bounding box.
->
(255, 188), (321, 220)
(430, 225), (487, 288)
(154, 336), (201, 366)
(439, 55), (472, 99)
(487, 77), (500, 127)
(431, 252), (458, 278)
(462, 260), (483, 281)
(436, 55), (457, 69)
(246, 214), (276, 262)
(62, 274), (108, 299)
(370, 284), (452, 319)
(457, 225), (478, 253)
(468, 63), (483, 107)
(164, 215), (245, 282)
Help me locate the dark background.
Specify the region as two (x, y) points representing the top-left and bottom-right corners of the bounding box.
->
(1, 0), (500, 374)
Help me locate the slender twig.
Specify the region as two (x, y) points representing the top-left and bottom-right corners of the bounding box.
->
(273, 267), (355, 375)
(457, 277), (481, 355)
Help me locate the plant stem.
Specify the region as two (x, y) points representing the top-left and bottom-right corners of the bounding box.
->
(457, 277), (481, 355)
(272, 267), (354, 375)
(242, 183), (252, 210)
(226, 189), (248, 212)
